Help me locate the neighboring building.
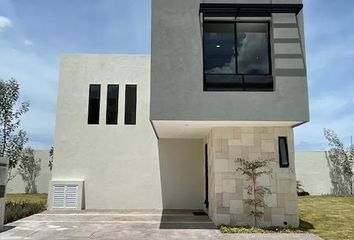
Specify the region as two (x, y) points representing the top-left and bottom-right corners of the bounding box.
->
(295, 151), (331, 195)
(7, 150), (52, 194)
(49, 0), (309, 228)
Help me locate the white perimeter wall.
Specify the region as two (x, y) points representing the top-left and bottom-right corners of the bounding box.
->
(7, 150), (52, 194)
(7, 149), (333, 197)
(295, 151), (331, 195)
(51, 55), (204, 209)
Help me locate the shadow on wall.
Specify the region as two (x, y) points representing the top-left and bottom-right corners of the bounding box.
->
(157, 139), (215, 229)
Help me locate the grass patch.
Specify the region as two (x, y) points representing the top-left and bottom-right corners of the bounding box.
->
(220, 196), (354, 240)
(4, 194), (48, 224)
(299, 196), (354, 240)
(5, 193), (48, 203)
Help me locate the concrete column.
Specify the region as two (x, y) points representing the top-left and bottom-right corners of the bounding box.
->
(0, 157), (9, 231)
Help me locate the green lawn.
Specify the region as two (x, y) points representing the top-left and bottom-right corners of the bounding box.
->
(5, 193), (48, 203)
(220, 196), (354, 240)
(299, 196), (354, 240)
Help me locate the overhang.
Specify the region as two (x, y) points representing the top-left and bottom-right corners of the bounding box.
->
(152, 120), (305, 139)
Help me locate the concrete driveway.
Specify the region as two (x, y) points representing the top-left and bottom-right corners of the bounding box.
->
(0, 210), (322, 240)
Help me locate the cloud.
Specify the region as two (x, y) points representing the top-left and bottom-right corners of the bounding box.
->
(205, 56), (236, 74)
(24, 39), (33, 46)
(293, 1), (354, 151)
(311, 95), (352, 117)
(0, 41), (58, 149)
(295, 92), (354, 151)
(0, 16), (12, 31)
(237, 30), (269, 74)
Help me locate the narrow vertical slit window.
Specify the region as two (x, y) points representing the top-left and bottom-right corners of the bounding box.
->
(279, 137), (289, 168)
(106, 85), (119, 125)
(125, 85), (137, 125)
(88, 84), (101, 125)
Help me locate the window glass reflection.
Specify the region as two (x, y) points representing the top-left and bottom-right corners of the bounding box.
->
(204, 23), (236, 74)
(237, 23), (270, 75)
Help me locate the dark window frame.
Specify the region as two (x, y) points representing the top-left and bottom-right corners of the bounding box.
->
(203, 20), (273, 92)
(124, 84), (137, 125)
(199, 4), (303, 18)
(278, 136), (290, 168)
(87, 84), (101, 125)
(106, 84), (119, 125)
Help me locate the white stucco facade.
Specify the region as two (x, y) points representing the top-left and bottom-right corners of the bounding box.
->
(50, 55), (204, 210)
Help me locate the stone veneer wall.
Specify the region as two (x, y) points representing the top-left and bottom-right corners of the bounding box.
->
(206, 127), (299, 227)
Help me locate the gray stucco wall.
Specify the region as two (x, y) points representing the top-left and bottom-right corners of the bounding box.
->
(150, 0), (309, 123)
(51, 55), (204, 209)
(7, 150), (52, 194)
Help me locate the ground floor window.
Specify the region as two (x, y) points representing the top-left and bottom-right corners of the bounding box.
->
(279, 137), (289, 168)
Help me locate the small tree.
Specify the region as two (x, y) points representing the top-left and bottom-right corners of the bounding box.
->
(48, 146), (54, 171)
(235, 158), (272, 227)
(0, 78), (30, 181)
(18, 148), (41, 194)
(324, 129), (354, 195)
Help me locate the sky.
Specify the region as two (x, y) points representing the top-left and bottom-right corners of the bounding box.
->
(0, 0), (353, 151)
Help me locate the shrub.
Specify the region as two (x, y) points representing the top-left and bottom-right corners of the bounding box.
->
(5, 201), (46, 224)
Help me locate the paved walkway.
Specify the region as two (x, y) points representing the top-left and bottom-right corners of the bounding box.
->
(0, 210), (322, 240)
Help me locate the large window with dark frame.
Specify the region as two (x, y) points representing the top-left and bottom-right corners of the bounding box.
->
(88, 84), (101, 125)
(106, 85), (119, 125)
(203, 21), (273, 91)
(124, 85), (137, 125)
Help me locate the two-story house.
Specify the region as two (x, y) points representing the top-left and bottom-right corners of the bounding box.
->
(48, 0), (309, 227)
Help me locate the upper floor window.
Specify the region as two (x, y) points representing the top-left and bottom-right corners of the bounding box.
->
(88, 84), (101, 125)
(203, 22), (273, 91)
